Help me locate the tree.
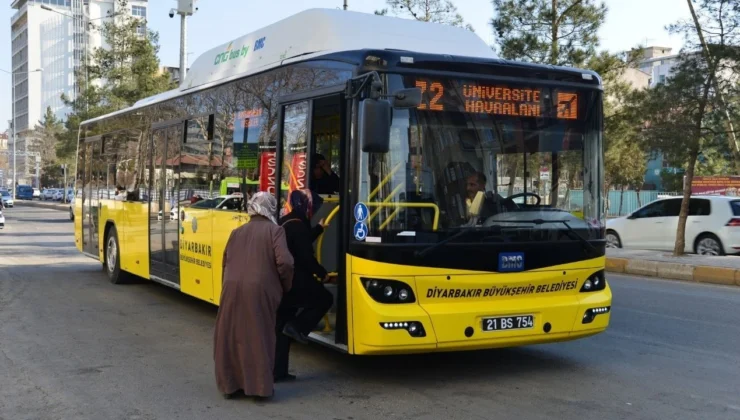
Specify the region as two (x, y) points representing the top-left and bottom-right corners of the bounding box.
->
(31, 107), (64, 167)
(637, 0), (740, 256)
(491, 0), (608, 67)
(56, 0), (174, 162)
(638, 53), (729, 255)
(87, 0), (172, 111)
(590, 51), (647, 207)
(683, 0), (740, 173)
(375, 0), (474, 31)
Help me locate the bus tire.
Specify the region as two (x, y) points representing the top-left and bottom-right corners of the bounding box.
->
(104, 226), (127, 284)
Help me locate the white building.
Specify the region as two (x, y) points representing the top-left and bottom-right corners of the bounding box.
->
(638, 46), (679, 88)
(9, 0), (147, 186)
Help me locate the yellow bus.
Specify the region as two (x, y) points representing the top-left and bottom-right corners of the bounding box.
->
(74, 9), (611, 355)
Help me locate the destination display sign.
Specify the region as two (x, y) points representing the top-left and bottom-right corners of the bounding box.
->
(413, 78), (580, 120)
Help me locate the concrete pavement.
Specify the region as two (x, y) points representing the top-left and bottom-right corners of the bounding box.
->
(2, 207), (740, 419)
(607, 248), (740, 286)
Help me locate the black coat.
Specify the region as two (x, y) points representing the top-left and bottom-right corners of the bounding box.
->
(278, 211), (327, 290)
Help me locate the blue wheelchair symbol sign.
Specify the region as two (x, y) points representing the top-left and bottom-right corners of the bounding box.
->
(353, 222), (368, 241)
(354, 203), (369, 222)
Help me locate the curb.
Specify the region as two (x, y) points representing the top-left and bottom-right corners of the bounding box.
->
(606, 257), (740, 287)
(13, 201), (70, 212)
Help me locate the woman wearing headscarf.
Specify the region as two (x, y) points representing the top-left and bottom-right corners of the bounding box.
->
(213, 192), (294, 400)
(274, 189), (335, 382)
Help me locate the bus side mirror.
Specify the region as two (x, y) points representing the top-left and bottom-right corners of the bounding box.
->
(390, 87), (422, 108)
(359, 98), (391, 153)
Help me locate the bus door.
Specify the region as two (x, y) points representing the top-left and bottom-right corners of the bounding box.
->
(148, 121), (184, 286)
(277, 85), (348, 349)
(82, 137), (102, 257)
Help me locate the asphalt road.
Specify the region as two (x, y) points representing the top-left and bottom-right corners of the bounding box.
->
(1, 206), (739, 420)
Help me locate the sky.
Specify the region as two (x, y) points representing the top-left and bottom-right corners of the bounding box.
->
(0, 0), (691, 129)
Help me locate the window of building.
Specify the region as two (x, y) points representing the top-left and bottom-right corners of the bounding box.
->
(132, 6), (146, 17)
(136, 25), (146, 36)
(659, 75), (666, 84)
(38, 0), (72, 6)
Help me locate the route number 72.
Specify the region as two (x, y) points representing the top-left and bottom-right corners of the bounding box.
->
(415, 81), (444, 111)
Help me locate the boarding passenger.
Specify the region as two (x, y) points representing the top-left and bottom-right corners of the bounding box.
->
(274, 189), (335, 381)
(213, 192), (294, 400)
(311, 154), (340, 195)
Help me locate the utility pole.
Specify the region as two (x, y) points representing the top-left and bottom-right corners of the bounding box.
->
(179, 12), (187, 83)
(11, 75), (15, 197)
(686, 0), (740, 173)
(343, 0), (348, 10)
(172, 1), (198, 86)
(35, 155), (40, 189)
(63, 164), (68, 204)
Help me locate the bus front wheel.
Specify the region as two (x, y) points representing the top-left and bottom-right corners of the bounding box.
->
(104, 226), (127, 284)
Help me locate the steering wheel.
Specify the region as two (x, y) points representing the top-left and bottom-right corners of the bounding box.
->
(505, 192), (541, 207)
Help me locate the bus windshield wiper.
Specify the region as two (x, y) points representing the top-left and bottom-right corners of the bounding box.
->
(414, 228), (478, 259)
(491, 219), (597, 253)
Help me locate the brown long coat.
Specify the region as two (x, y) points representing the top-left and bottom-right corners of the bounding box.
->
(213, 216), (294, 397)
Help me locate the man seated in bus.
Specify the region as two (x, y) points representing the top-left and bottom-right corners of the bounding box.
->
(114, 186), (126, 201)
(311, 154), (340, 195)
(465, 172), (515, 224)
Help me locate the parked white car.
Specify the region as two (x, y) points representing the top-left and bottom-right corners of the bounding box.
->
(42, 188), (58, 200)
(606, 195), (740, 256)
(157, 194), (244, 221)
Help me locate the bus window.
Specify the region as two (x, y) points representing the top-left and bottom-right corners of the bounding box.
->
(311, 95), (342, 197)
(279, 101), (310, 212)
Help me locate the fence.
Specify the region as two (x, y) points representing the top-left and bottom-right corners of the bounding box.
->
(566, 190), (682, 218)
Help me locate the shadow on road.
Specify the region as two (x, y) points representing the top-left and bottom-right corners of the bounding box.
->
(9, 218), (71, 224)
(115, 275), (579, 389)
(1, 232), (71, 237)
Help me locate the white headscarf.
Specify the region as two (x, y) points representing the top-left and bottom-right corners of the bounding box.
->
(247, 191), (277, 224)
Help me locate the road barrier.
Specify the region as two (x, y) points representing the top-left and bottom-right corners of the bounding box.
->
(606, 257), (740, 287)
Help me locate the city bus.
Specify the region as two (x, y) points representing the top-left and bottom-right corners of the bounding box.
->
(74, 8), (612, 355)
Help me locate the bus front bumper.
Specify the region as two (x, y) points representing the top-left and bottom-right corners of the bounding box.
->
(353, 285), (612, 356)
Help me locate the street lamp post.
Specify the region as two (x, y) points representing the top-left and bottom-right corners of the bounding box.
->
(170, 1), (198, 86)
(2, 68), (43, 198)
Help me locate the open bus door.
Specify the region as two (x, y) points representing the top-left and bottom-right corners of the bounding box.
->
(275, 84), (349, 351)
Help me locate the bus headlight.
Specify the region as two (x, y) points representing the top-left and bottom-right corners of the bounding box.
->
(583, 306), (611, 324)
(380, 321), (426, 337)
(398, 288), (409, 301)
(580, 270), (606, 293)
(362, 278), (416, 304)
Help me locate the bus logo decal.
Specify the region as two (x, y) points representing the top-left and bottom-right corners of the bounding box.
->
(499, 252), (524, 272)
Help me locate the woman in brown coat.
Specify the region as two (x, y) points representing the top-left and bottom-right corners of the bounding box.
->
(213, 192), (294, 400)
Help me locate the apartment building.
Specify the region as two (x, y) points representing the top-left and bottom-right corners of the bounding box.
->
(638, 46), (680, 88)
(9, 0), (147, 185)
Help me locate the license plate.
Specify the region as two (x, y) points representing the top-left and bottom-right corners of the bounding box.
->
(482, 315), (534, 332)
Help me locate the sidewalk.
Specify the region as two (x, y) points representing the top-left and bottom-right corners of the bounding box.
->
(13, 200), (71, 212)
(606, 248), (740, 287)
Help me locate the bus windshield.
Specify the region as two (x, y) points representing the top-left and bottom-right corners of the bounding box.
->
(357, 74), (604, 243)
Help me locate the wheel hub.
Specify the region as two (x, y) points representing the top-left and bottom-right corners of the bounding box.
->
(697, 238), (720, 256)
(107, 236), (117, 274)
